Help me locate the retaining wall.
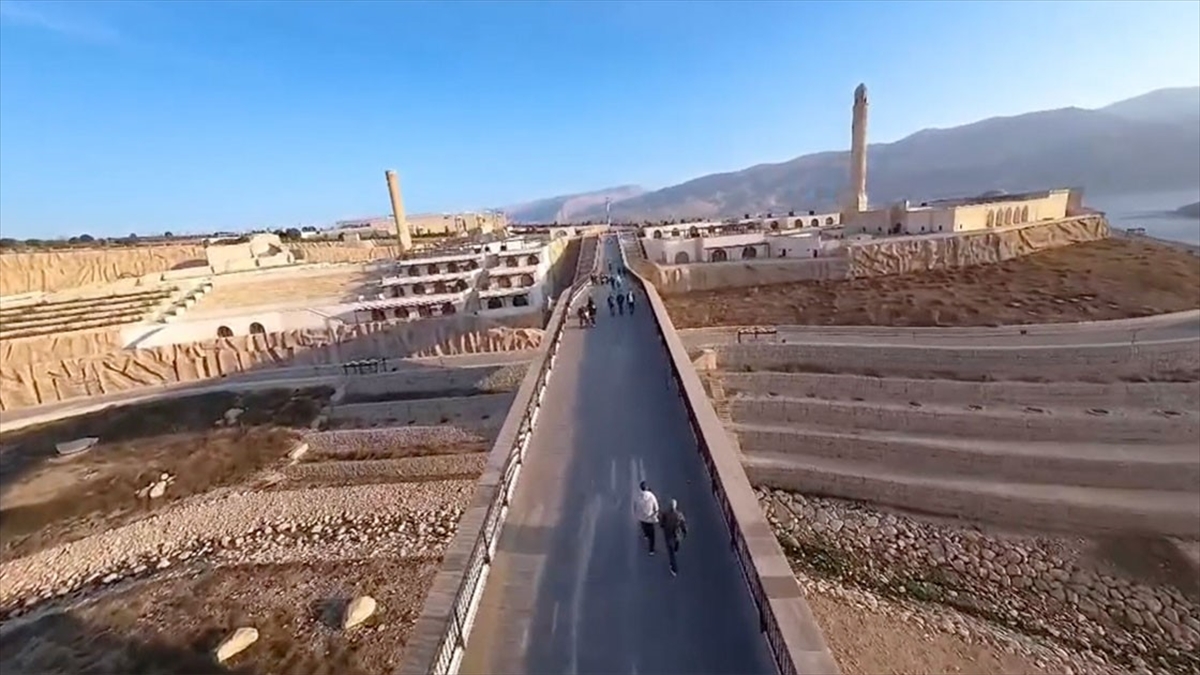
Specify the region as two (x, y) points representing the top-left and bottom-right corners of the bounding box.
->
(717, 340), (1200, 382)
(721, 372), (1200, 411)
(329, 393), (514, 430)
(731, 397), (1197, 445)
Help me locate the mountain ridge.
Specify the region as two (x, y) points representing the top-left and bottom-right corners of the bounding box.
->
(505, 86), (1200, 223)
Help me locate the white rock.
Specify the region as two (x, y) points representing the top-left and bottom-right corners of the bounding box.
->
(224, 407), (245, 424)
(343, 595), (378, 629)
(148, 480), (168, 499)
(288, 442), (310, 461)
(56, 437), (99, 457)
(215, 627), (259, 662)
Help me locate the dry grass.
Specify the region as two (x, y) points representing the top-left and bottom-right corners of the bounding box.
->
(0, 557), (440, 675)
(302, 440), (490, 463)
(665, 239), (1200, 329)
(0, 388), (331, 560)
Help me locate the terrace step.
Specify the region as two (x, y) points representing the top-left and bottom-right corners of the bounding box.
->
(743, 452), (1200, 538)
(730, 394), (1198, 444)
(736, 423), (1200, 491)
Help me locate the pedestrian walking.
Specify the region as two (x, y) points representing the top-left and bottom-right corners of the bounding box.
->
(626, 290), (635, 314)
(635, 481), (660, 555)
(659, 499), (688, 575)
(607, 295), (615, 316)
(616, 292), (626, 315)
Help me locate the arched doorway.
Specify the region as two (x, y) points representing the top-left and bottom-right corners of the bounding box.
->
(519, 274), (535, 287)
(711, 249), (728, 262)
(412, 283), (426, 295)
(395, 307), (411, 319)
(1020, 205), (1029, 222)
(810, 218), (819, 227)
(513, 294), (530, 307)
(687, 227), (699, 238)
(653, 230), (663, 239)
(249, 322), (266, 335)
(486, 297), (504, 309)
(505, 256), (518, 267)
(498, 276), (512, 288)
(825, 217), (834, 225)
(440, 302), (456, 315)
(674, 251), (691, 264)
(217, 325), (233, 338)
(417, 305), (433, 318)
(986, 211), (995, 227)
(527, 254), (540, 265)
(370, 309), (386, 322)
(741, 246), (758, 259)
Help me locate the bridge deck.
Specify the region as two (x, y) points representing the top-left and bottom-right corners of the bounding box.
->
(460, 243), (774, 675)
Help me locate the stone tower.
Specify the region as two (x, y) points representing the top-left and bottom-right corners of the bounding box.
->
(384, 170), (413, 253)
(845, 83), (870, 216)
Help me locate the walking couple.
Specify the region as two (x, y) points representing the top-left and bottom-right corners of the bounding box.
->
(635, 481), (688, 576)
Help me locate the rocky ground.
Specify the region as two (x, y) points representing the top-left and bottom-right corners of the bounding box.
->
(758, 487), (1200, 675)
(0, 386), (508, 672)
(666, 238), (1200, 328)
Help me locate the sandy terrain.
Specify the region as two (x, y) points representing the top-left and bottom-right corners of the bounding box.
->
(665, 238), (1200, 328)
(193, 268), (377, 312)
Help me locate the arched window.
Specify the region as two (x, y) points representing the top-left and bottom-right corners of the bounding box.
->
(370, 309), (386, 322)
(810, 218), (819, 227)
(217, 325), (233, 338)
(653, 230), (663, 239)
(465, 259), (479, 270)
(1004, 208), (1013, 225)
(427, 264), (440, 276)
(412, 283), (426, 295)
(433, 280), (448, 294)
(711, 248), (728, 262)
(391, 285), (405, 298)
(453, 279), (469, 292)
(513, 294), (530, 307)
(674, 251), (691, 264)
(498, 276), (512, 288)
(769, 221), (780, 231)
(741, 246), (758, 259)
(519, 274), (535, 287)
(408, 265), (422, 277)
(505, 256), (518, 267)
(688, 227), (700, 238)
(417, 305), (433, 318)
(446, 261), (460, 273)
(440, 302), (456, 315)
(825, 217), (834, 225)
(670, 228), (680, 238)
(986, 210), (995, 227)
(486, 297), (504, 309)
(1020, 205), (1029, 222)
(395, 307), (411, 319)
(249, 322), (266, 335)
(527, 254), (540, 265)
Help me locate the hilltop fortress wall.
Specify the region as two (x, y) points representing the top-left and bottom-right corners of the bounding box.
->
(641, 215), (1110, 295)
(0, 312), (543, 411)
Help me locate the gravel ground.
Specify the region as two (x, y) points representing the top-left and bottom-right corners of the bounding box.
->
(282, 454), (487, 484)
(759, 488), (1200, 675)
(0, 481), (474, 612)
(478, 363), (529, 393)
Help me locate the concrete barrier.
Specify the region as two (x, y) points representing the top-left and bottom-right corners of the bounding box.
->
(398, 236), (593, 675)
(617, 233), (840, 675)
(329, 393), (515, 430)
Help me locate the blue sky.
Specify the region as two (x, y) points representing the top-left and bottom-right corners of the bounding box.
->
(1, 0), (1197, 239)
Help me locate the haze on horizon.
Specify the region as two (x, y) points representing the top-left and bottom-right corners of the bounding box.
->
(0, 0), (1197, 240)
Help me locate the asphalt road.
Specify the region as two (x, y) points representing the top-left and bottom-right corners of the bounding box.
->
(460, 241), (773, 675)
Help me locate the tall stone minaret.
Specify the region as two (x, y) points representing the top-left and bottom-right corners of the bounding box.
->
(846, 83), (870, 216)
(384, 170), (413, 253)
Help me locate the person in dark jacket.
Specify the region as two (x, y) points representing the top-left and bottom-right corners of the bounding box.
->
(659, 499), (688, 575)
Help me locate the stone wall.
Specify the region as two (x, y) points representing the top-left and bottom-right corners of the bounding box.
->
(341, 364), (529, 401)
(328, 393), (515, 431)
(0, 242), (403, 296)
(0, 315), (543, 411)
(845, 215), (1110, 279)
(0, 329), (125, 365)
(646, 257), (849, 296)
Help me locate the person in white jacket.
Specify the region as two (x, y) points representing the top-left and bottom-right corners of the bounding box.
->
(635, 481), (660, 555)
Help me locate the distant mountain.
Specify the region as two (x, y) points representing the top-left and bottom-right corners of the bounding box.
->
(1177, 201), (1200, 219)
(561, 86), (1200, 223)
(504, 185), (645, 223)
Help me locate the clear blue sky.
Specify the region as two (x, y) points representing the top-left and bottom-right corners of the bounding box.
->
(1, 0), (1197, 239)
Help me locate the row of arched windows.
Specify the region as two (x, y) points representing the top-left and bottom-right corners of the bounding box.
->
(389, 279), (471, 298)
(405, 260), (480, 277)
(485, 294), (531, 309)
(485, 274), (535, 290)
(216, 322), (266, 339)
(670, 246), (759, 264)
(650, 217), (835, 240)
(986, 205), (1031, 228)
(369, 303), (458, 321)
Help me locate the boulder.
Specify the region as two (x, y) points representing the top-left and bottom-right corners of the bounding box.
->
(343, 595), (377, 630)
(215, 627), (258, 663)
(56, 437), (99, 457)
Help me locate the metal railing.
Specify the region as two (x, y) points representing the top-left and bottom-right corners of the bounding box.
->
(615, 233), (803, 675)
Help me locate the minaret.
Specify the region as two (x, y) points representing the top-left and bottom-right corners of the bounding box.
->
(846, 83), (869, 216)
(384, 170), (413, 253)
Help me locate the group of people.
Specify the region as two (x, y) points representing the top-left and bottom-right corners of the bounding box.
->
(635, 481), (688, 576)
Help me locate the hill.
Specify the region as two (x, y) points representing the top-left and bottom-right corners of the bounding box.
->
(1177, 201), (1200, 219)
(503, 185), (645, 223)
(562, 87), (1200, 222)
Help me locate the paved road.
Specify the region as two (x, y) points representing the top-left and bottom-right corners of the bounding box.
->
(461, 241), (773, 675)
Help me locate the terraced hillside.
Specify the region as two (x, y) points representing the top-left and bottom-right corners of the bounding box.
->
(693, 336), (1200, 674)
(0, 359), (530, 673)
